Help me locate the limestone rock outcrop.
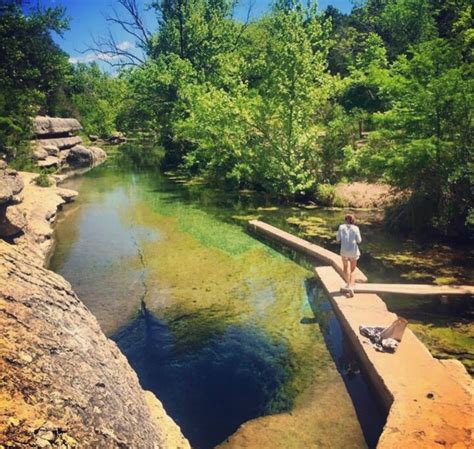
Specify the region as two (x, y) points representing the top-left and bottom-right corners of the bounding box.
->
(0, 169), (25, 238)
(36, 136), (83, 151)
(8, 172), (78, 261)
(0, 240), (189, 449)
(0, 168), (190, 448)
(32, 116), (106, 171)
(33, 116), (82, 136)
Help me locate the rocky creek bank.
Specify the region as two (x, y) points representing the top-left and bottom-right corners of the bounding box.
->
(32, 116), (106, 171)
(0, 157), (190, 448)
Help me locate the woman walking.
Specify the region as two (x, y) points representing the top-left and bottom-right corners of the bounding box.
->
(336, 214), (362, 296)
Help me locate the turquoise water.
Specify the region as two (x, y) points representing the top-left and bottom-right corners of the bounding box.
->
(49, 147), (472, 448)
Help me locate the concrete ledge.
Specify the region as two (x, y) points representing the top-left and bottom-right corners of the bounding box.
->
(248, 220), (368, 282)
(315, 266), (473, 449)
(352, 282), (474, 296)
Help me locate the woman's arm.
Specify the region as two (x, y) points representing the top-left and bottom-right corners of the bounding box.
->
(356, 226), (362, 244)
(336, 225), (341, 242)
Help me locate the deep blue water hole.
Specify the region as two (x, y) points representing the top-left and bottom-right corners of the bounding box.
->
(113, 311), (292, 449)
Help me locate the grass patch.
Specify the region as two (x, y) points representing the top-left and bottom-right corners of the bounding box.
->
(34, 172), (52, 187)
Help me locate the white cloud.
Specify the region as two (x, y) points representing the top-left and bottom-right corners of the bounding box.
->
(69, 54), (95, 64)
(69, 52), (121, 64)
(116, 41), (134, 51)
(68, 42), (135, 65)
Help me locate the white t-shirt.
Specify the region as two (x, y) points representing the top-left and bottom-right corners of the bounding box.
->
(336, 224), (362, 259)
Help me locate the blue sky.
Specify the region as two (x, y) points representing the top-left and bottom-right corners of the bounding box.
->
(40, 0), (354, 70)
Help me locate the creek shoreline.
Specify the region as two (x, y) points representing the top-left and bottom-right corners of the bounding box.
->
(0, 160), (190, 448)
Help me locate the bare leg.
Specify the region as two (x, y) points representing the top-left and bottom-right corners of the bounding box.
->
(349, 259), (357, 287)
(342, 257), (350, 285)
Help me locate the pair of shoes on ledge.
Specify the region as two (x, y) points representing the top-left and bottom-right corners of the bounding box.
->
(359, 318), (408, 353)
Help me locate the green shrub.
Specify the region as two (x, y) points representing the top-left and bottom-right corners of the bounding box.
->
(314, 184), (345, 207)
(34, 173), (52, 187)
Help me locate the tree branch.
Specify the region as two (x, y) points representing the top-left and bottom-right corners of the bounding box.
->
(84, 0), (151, 68)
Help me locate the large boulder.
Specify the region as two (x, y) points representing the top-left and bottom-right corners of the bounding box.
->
(67, 145), (106, 168)
(33, 116), (82, 136)
(89, 146), (107, 163)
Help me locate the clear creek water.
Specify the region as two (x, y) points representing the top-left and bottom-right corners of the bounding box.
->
(49, 150), (473, 449)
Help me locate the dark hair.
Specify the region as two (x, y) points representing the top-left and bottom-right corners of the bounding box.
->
(345, 214), (355, 225)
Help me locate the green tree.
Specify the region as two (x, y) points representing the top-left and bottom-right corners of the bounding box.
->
(118, 54), (198, 164)
(340, 32), (388, 137)
(68, 63), (126, 137)
(0, 2), (69, 162)
(379, 0), (437, 58)
(150, 0), (239, 77)
(176, 3), (337, 196)
(356, 39), (473, 235)
(349, 0), (437, 60)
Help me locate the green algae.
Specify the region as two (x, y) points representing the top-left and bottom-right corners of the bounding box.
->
(410, 321), (474, 374)
(285, 216), (335, 241)
(231, 214), (262, 222)
(257, 206), (279, 212)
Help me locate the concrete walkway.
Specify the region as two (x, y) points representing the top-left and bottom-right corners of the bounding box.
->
(248, 220), (367, 282)
(248, 220), (473, 448)
(316, 266), (473, 449)
(352, 282), (474, 296)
